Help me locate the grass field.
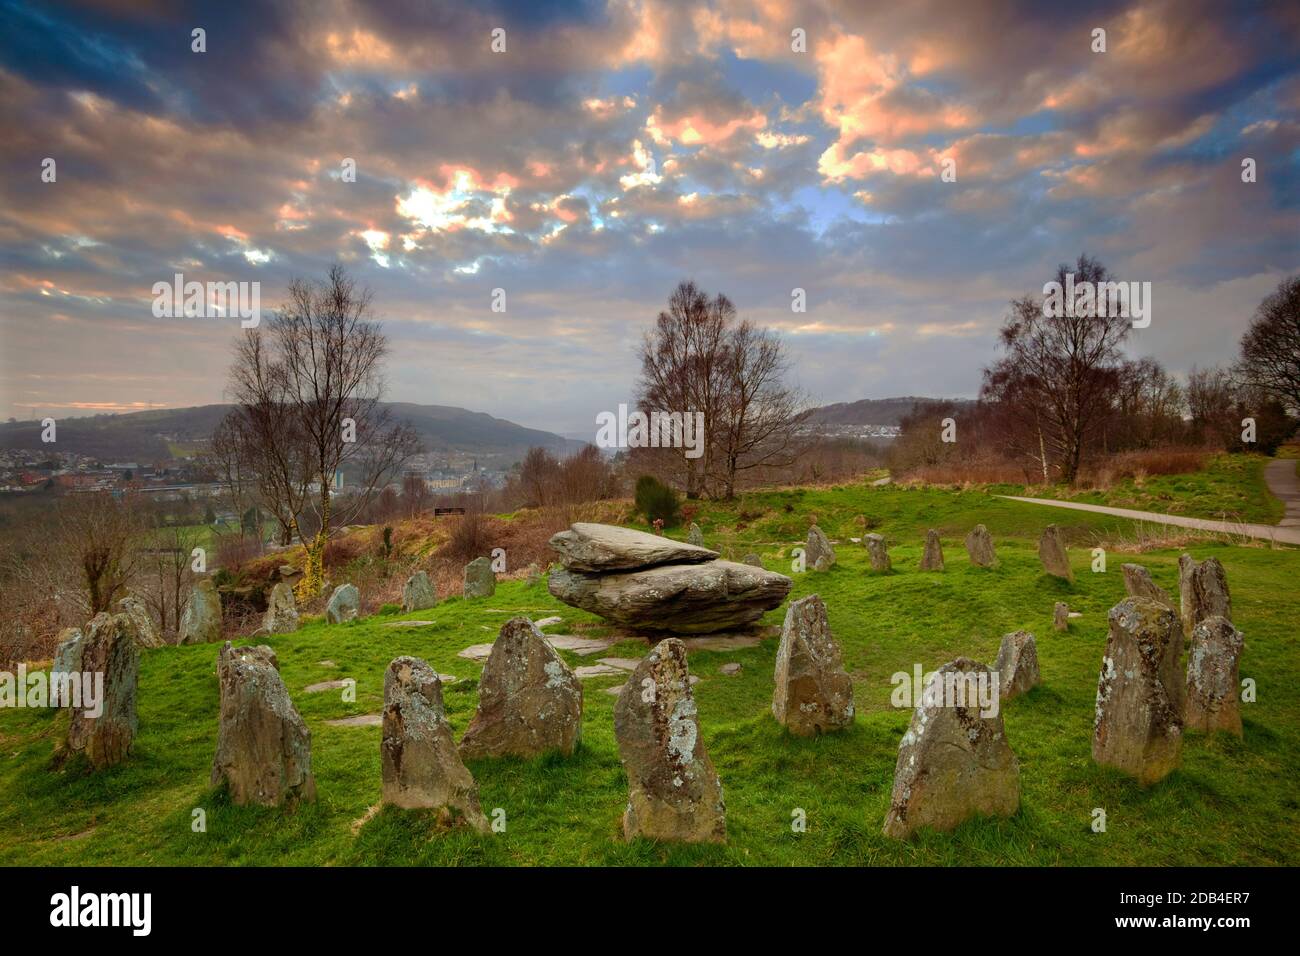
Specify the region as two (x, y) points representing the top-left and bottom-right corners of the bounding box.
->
(988, 453), (1284, 525)
(2, 480), (1297, 866)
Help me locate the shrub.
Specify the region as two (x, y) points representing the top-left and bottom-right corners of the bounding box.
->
(634, 475), (682, 527)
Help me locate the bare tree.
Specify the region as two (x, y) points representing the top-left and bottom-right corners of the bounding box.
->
(983, 255), (1131, 483)
(638, 280), (802, 499)
(637, 281), (731, 498)
(712, 320), (803, 498)
(225, 265), (420, 596)
(1237, 274), (1300, 414)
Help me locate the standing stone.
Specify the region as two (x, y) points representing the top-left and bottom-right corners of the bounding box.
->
(994, 630), (1041, 699)
(65, 614), (139, 768)
(402, 570), (437, 612)
(772, 595), (854, 736)
(1178, 554), (1231, 635)
(524, 563), (542, 586)
(211, 642), (316, 806)
(919, 529), (944, 571)
(1122, 563), (1174, 608)
(118, 595), (165, 648)
(382, 656), (489, 831)
(263, 581), (299, 634)
(460, 617), (583, 759)
(806, 525), (835, 568)
(51, 627), (85, 708)
(1185, 616), (1244, 736)
(1053, 601), (1070, 632)
(463, 557), (496, 598)
(63, 616), (137, 764)
(965, 524), (997, 567)
(883, 658), (1019, 839)
(687, 523), (705, 547)
(1092, 598), (1183, 785)
(742, 553), (763, 568)
(325, 583), (361, 624)
(179, 579), (222, 645)
(613, 638), (725, 843)
(864, 533), (891, 572)
(1038, 525), (1073, 581)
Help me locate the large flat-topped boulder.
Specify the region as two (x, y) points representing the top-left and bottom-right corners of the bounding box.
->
(549, 522), (719, 572)
(549, 559), (792, 634)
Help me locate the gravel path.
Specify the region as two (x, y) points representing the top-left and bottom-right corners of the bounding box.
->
(996, 461), (1300, 546)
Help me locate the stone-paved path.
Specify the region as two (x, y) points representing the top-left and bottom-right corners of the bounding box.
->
(997, 460), (1300, 546)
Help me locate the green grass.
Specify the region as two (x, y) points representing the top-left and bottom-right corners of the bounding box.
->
(2, 481), (1297, 866)
(988, 453), (1284, 525)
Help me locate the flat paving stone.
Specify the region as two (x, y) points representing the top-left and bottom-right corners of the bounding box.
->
(325, 714), (382, 727)
(720, 662), (742, 676)
(318, 660), (337, 668)
(574, 664), (623, 679)
(544, 635), (613, 655)
(382, 621), (437, 628)
(457, 643), (494, 662)
(604, 675), (700, 695)
(304, 679), (352, 693)
(596, 657), (643, 672)
(534, 616), (563, 629)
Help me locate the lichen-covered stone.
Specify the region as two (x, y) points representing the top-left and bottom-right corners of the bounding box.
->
(883, 658), (1019, 839)
(614, 639), (725, 843)
(1122, 563), (1174, 609)
(548, 559), (791, 634)
(66, 613), (139, 768)
(1178, 554), (1231, 636)
(548, 522), (717, 572)
(459, 617), (582, 759)
(118, 595), (164, 648)
(919, 529), (944, 571)
(325, 583), (360, 624)
(864, 533), (891, 572)
(687, 523), (705, 547)
(772, 595), (854, 736)
(1185, 615), (1244, 736)
(994, 630), (1040, 699)
(211, 642), (316, 806)
(179, 579), (222, 645)
(806, 525), (835, 568)
(965, 524), (996, 568)
(1038, 525), (1073, 580)
(382, 656), (489, 831)
(51, 627), (85, 707)
(1053, 601), (1069, 632)
(1092, 598), (1183, 785)
(742, 553), (763, 568)
(263, 581), (299, 634)
(463, 557), (496, 598)
(402, 570), (437, 612)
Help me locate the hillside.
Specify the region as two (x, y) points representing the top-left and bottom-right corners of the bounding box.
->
(0, 404), (586, 464)
(803, 396), (978, 427)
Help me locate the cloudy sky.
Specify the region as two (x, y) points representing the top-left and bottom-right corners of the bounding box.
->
(1, 0), (1297, 436)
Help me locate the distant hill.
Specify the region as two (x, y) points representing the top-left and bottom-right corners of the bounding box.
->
(0, 403), (586, 465)
(803, 396), (977, 427)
